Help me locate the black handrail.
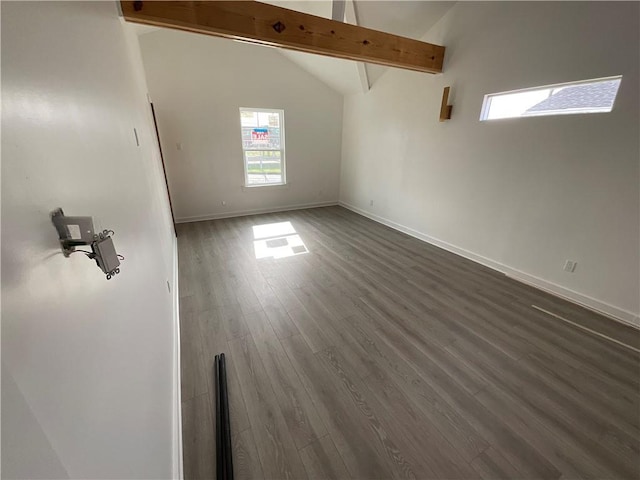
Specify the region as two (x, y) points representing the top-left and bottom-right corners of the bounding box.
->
(214, 353), (234, 480)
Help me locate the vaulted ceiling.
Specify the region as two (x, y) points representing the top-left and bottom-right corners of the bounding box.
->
(132, 1), (455, 95)
(263, 1), (454, 93)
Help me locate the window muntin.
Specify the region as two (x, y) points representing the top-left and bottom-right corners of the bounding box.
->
(480, 76), (622, 121)
(240, 108), (286, 186)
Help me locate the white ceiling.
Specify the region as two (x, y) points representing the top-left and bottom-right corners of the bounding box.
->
(265, 0), (333, 18)
(358, 1), (453, 39)
(132, 1), (455, 94)
(130, 24), (161, 36)
(264, 0), (362, 93)
(264, 1), (455, 93)
(357, 1), (455, 87)
(278, 49), (365, 94)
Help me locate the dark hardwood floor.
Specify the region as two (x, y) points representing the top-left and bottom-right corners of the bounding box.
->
(177, 206), (640, 479)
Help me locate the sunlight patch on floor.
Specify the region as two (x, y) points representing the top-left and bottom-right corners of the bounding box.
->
(252, 221), (308, 259)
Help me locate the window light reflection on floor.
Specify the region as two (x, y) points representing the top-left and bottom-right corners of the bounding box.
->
(252, 221), (308, 259)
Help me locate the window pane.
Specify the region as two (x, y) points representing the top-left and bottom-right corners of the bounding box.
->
(240, 110), (258, 127)
(258, 111), (280, 128)
(240, 108), (285, 186)
(480, 76), (622, 120)
(241, 125), (282, 150)
(245, 150), (283, 185)
(240, 110), (282, 149)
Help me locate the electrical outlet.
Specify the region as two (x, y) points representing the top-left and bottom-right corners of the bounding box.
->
(176, 142), (182, 151)
(563, 260), (577, 273)
(369, 200), (374, 207)
(221, 200), (226, 206)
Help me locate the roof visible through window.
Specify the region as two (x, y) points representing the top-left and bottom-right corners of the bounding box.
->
(480, 76), (622, 121)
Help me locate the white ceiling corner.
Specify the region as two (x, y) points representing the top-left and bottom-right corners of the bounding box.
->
(265, 0), (456, 94)
(130, 23), (162, 36)
(130, 1), (456, 95)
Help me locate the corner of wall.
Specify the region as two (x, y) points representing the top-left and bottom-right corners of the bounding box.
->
(339, 201), (640, 327)
(172, 234), (183, 479)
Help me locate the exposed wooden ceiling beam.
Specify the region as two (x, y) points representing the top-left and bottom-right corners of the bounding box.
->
(344, 0), (370, 93)
(120, 1), (445, 74)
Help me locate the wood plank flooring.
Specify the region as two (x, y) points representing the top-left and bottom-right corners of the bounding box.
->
(177, 206), (640, 480)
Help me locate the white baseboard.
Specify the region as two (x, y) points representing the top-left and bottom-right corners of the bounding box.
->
(171, 235), (183, 479)
(339, 201), (640, 328)
(175, 201), (338, 224)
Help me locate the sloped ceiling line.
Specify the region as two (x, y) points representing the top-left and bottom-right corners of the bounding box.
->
(132, 1), (456, 96)
(270, 1), (455, 95)
(345, 0), (371, 93)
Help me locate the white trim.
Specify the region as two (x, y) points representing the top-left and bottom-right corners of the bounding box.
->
(239, 106), (286, 114)
(176, 201), (338, 223)
(485, 74), (623, 99)
(338, 201), (640, 328)
(171, 235), (183, 479)
(356, 62), (371, 93)
(239, 108), (286, 187)
(531, 305), (639, 353)
(241, 182), (290, 191)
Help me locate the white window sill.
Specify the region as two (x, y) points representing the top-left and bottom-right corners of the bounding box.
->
(242, 183), (290, 192)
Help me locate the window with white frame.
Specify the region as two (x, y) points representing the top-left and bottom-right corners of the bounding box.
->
(239, 108), (286, 186)
(480, 75), (622, 121)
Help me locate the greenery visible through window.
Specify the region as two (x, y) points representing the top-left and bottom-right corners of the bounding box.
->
(240, 108), (286, 186)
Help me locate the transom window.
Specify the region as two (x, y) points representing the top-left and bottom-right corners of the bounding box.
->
(480, 75), (622, 121)
(239, 108), (286, 186)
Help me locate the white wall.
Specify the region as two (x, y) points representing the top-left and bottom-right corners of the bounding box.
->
(138, 30), (344, 222)
(2, 2), (178, 478)
(340, 1), (640, 324)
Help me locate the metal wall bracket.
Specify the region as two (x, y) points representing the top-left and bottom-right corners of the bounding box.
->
(51, 208), (95, 256)
(51, 208), (122, 279)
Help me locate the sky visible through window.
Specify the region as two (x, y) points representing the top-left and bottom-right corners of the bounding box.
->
(480, 76), (622, 120)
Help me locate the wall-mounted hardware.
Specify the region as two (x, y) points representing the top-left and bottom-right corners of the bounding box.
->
(440, 86), (453, 121)
(51, 208), (123, 280)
